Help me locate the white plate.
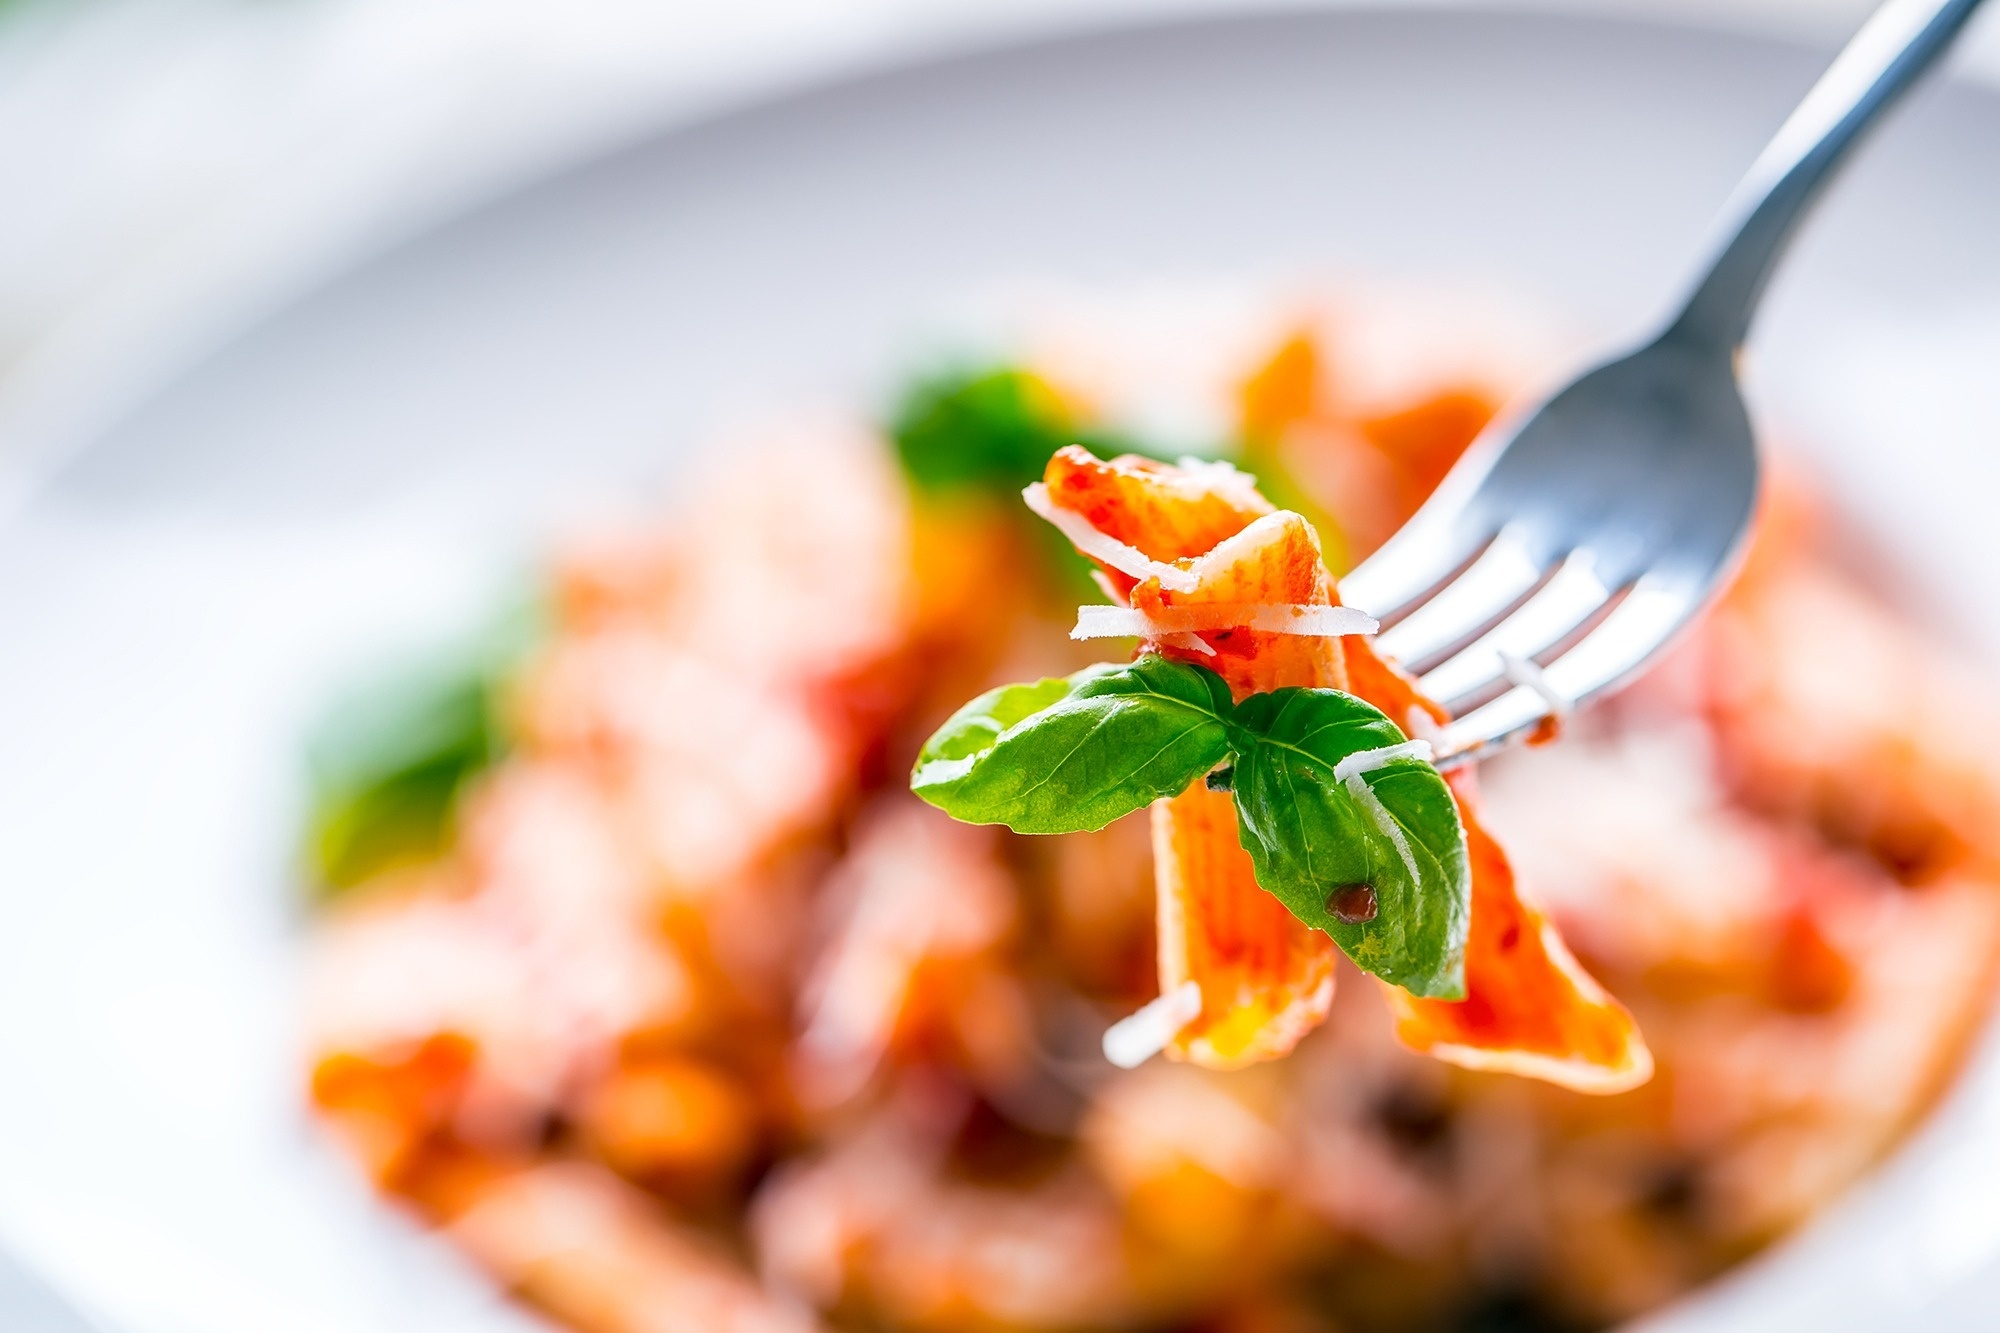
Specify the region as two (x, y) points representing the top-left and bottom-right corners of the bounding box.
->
(3, 8), (2000, 1331)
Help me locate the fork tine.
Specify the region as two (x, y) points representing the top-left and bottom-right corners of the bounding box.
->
(1434, 574), (1699, 766)
(1369, 525), (1544, 668)
(1417, 549), (1611, 707)
(1337, 506), (1494, 623)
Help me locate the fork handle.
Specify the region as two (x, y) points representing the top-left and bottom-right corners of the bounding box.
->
(1666, 0), (1987, 354)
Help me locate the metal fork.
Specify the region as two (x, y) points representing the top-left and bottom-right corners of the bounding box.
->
(1337, 0), (1987, 767)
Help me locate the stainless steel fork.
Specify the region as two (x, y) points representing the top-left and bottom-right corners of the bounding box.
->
(1337, 0), (1988, 767)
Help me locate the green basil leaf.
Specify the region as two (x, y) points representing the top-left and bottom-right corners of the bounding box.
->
(304, 597), (541, 899)
(1228, 689), (1470, 998)
(890, 367), (1071, 494)
(888, 364), (1172, 496)
(307, 690), (494, 896)
(911, 655), (1234, 834)
(886, 363), (1216, 600)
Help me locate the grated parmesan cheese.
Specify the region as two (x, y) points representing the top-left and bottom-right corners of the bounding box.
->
(1158, 631), (1216, 657)
(1332, 739), (1434, 783)
(1070, 602), (1379, 643)
(1102, 980), (1203, 1069)
(1023, 483), (1200, 593)
(1174, 455), (1265, 500)
(1345, 772), (1423, 885)
(1088, 569), (1130, 608)
(1500, 652), (1572, 720)
(1333, 742), (1431, 885)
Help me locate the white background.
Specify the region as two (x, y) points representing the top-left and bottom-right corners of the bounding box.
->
(3, 0), (2000, 504)
(3, 3), (2000, 1331)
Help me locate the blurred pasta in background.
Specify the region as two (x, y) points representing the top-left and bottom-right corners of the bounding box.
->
(300, 287), (2000, 1333)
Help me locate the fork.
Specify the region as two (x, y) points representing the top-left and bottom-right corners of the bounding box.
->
(1336, 0), (1988, 767)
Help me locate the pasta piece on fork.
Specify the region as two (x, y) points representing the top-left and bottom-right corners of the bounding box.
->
(1038, 446), (1649, 1090)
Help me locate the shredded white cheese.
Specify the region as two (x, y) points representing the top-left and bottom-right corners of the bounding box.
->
(1088, 569), (1130, 608)
(1070, 602), (1379, 643)
(1073, 595), (1216, 654)
(1333, 742), (1431, 885)
(1344, 772), (1423, 885)
(1331, 739), (1434, 783)
(1404, 705), (1441, 743)
(1500, 651), (1572, 720)
(1102, 980), (1203, 1069)
(1174, 455), (1264, 499)
(1158, 631), (1216, 657)
(1023, 483), (1200, 593)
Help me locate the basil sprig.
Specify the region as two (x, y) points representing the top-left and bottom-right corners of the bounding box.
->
(910, 656), (1470, 997)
